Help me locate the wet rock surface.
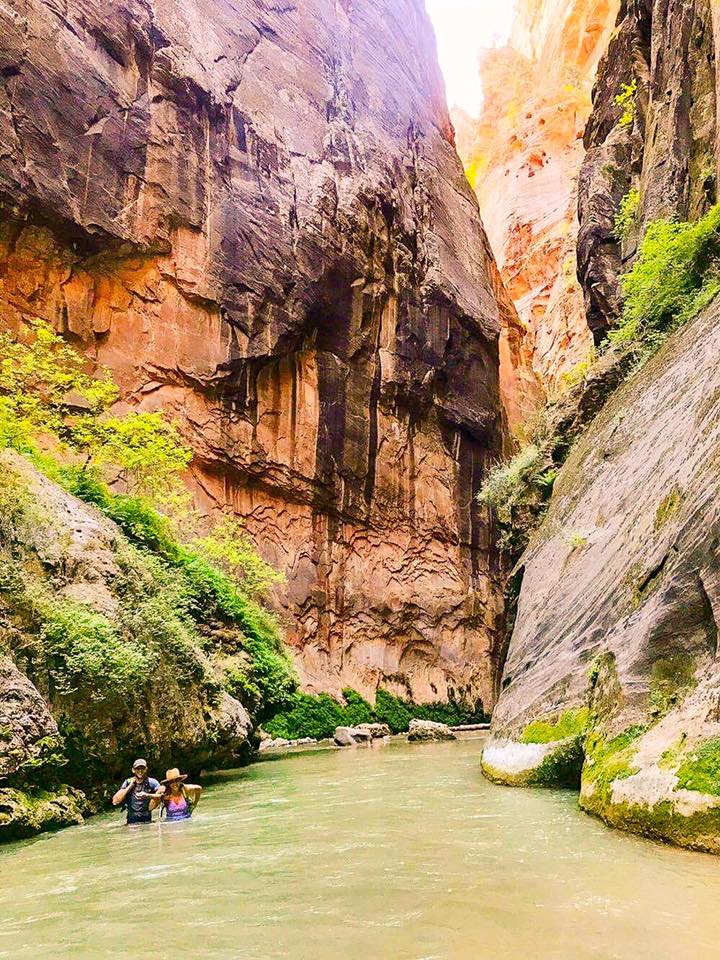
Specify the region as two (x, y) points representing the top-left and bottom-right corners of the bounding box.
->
(485, 298), (720, 850)
(0, 0), (506, 709)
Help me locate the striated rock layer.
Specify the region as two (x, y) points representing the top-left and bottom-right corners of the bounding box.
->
(455, 0), (618, 413)
(485, 0), (720, 852)
(0, 0), (507, 709)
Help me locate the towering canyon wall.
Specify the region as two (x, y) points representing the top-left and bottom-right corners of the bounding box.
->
(0, 0), (506, 710)
(484, 0), (720, 853)
(455, 0), (618, 419)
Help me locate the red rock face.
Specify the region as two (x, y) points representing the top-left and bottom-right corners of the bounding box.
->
(455, 0), (619, 421)
(0, 0), (507, 708)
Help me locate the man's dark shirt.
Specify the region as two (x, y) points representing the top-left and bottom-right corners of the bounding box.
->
(119, 776), (160, 823)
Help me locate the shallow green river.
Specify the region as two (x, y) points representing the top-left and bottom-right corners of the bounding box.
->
(2, 736), (719, 959)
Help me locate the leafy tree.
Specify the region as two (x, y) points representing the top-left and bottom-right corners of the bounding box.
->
(0, 320), (191, 505)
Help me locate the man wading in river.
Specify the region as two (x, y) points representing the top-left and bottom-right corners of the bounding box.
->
(112, 759), (161, 825)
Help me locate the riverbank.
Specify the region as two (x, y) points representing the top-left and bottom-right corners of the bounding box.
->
(2, 737), (719, 960)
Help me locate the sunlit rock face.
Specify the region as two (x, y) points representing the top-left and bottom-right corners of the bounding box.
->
(455, 0), (619, 418)
(0, 0), (506, 708)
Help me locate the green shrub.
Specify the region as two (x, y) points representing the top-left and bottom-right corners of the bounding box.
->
(264, 688), (487, 740)
(560, 349), (597, 390)
(33, 597), (153, 701)
(477, 442), (558, 554)
(614, 187), (641, 241)
(264, 690), (374, 741)
(0, 321), (191, 506)
(58, 470), (298, 716)
(615, 79), (637, 128)
(609, 204), (720, 352)
(374, 689), (413, 733)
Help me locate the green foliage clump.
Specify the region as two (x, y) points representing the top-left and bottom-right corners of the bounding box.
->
(57, 470), (297, 717)
(264, 688), (487, 740)
(676, 737), (720, 795)
(559, 349), (597, 390)
(189, 515), (285, 599)
(264, 689), (375, 741)
(520, 707), (590, 744)
(1, 568), (154, 704)
(609, 204), (720, 353)
(614, 187), (641, 241)
(478, 443), (558, 554)
(615, 79), (637, 128)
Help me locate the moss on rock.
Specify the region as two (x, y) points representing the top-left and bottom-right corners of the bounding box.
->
(0, 785), (91, 841)
(482, 734), (584, 788)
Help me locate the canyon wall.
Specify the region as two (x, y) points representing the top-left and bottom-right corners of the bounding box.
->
(0, 0), (507, 710)
(578, 0), (717, 337)
(455, 0), (618, 419)
(484, 0), (720, 852)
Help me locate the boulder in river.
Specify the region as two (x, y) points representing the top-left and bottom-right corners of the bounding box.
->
(354, 723), (391, 740)
(407, 720), (457, 743)
(334, 726), (372, 747)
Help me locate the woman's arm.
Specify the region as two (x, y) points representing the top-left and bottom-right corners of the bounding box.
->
(148, 786), (166, 811)
(185, 785), (203, 807)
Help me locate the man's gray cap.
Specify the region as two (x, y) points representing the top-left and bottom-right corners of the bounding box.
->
(133, 758), (147, 769)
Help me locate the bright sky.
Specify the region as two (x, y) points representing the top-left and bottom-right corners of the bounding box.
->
(425, 0), (516, 116)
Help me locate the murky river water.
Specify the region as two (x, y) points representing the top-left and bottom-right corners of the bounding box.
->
(1, 736), (720, 959)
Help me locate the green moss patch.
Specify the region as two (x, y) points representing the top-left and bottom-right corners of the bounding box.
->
(520, 707), (590, 744)
(0, 785), (90, 842)
(655, 489), (683, 529)
(676, 737), (720, 796)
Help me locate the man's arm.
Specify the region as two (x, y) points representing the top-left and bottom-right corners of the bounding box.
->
(112, 780), (133, 806)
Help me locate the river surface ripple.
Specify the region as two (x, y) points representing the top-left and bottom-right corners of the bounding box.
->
(1, 736), (719, 959)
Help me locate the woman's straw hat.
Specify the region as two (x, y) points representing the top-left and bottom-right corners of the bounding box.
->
(161, 767), (188, 785)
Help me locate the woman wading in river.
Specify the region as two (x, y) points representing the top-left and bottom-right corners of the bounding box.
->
(149, 768), (203, 821)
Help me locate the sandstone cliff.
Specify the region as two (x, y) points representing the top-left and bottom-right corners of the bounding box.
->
(0, 0), (506, 710)
(484, 0), (720, 853)
(578, 0), (717, 338)
(455, 0), (618, 414)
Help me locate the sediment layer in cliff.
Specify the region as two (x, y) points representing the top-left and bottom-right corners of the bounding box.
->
(455, 0), (618, 418)
(0, 0), (508, 710)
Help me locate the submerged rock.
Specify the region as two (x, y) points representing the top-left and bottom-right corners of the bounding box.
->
(407, 720), (456, 743)
(334, 727), (372, 747)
